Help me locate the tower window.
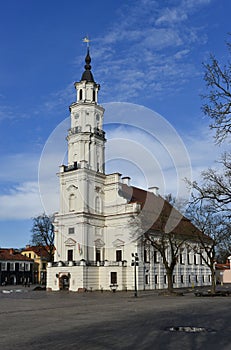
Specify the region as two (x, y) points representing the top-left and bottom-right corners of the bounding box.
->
(96, 249), (101, 262)
(79, 89), (83, 100)
(93, 90), (95, 102)
(116, 250), (122, 262)
(67, 250), (73, 261)
(68, 227), (75, 234)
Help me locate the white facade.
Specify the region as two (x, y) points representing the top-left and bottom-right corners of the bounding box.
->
(47, 49), (211, 292)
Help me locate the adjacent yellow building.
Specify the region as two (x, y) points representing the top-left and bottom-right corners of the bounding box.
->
(21, 246), (49, 284)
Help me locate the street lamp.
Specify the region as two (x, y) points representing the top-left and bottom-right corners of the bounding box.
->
(131, 253), (139, 297)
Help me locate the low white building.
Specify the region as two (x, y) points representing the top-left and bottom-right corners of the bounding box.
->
(47, 49), (211, 292)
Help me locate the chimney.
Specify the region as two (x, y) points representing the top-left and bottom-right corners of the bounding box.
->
(9, 248), (14, 255)
(122, 177), (131, 186)
(148, 186), (159, 196)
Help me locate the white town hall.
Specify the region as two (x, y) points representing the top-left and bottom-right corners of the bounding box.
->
(46, 48), (211, 292)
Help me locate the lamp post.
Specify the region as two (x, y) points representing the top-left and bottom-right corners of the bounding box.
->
(131, 253), (139, 297)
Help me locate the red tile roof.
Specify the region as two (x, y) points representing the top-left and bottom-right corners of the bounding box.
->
(216, 263), (230, 270)
(0, 249), (33, 261)
(120, 184), (211, 241)
(22, 246), (50, 258)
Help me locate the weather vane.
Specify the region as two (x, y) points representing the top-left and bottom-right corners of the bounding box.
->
(82, 35), (90, 48)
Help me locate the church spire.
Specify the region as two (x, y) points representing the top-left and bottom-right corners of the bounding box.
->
(81, 48), (95, 82)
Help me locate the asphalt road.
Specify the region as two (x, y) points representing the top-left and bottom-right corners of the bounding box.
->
(0, 286), (230, 350)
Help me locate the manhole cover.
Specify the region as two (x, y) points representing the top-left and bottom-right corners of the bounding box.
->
(168, 326), (215, 333)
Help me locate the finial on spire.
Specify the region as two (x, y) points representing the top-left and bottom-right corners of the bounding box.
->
(81, 36), (95, 82)
(82, 36), (90, 48)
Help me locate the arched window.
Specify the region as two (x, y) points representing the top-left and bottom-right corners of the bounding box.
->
(79, 89), (83, 101)
(69, 194), (75, 212)
(93, 90), (95, 102)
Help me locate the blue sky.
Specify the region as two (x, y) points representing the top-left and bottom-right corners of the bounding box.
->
(0, 0), (230, 247)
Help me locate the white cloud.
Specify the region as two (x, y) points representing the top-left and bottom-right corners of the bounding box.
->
(0, 102), (224, 221)
(0, 153), (39, 184)
(184, 126), (227, 183)
(174, 49), (190, 59)
(155, 0), (212, 26)
(74, 0), (210, 103)
(0, 182), (42, 220)
(42, 83), (75, 112)
(36, 0), (211, 110)
(0, 104), (21, 122)
(155, 7), (188, 25)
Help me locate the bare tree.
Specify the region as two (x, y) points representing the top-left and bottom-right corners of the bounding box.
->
(186, 203), (230, 294)
(131, 195), (201, 293)
(202, 38), (231, 144)
(31, 213), (55, 262)
(164, 193), (188, 213)
(187, 38), (231, 214)
(188, 152), (231, 216)
(144, 229), (186, 293)
(216, 222), (231, 263)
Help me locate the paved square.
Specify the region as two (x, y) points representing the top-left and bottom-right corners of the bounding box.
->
(0, 286), (230, 350)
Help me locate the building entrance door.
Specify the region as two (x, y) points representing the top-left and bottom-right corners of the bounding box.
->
(59, 275), (70, 290)
(10, 275), (16, 285)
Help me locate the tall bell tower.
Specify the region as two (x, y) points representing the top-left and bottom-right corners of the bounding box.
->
(54, 47), (106, 264)
(67, 48), (106, 173)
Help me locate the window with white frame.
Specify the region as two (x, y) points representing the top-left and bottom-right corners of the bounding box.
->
(116, 250), (122, 262)
(155, 274), (158, 284)
(10, 262), (15, 271)
(187, 252), (191, 264)
(144, 249), (149, 263)
(19, 263), (24, 271)
(194, 254), (198, 265)
(25, 263), (30, 271)
(180, 251), (185, 264)
(154, 250), (159, 263)
(1, 262), (7, 271)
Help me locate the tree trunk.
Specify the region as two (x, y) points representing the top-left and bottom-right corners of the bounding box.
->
(166, 270), (174, 293)
(211, 266), (216, 294)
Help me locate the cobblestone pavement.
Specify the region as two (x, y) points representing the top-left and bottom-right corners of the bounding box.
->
(0, 285), (231, 350)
